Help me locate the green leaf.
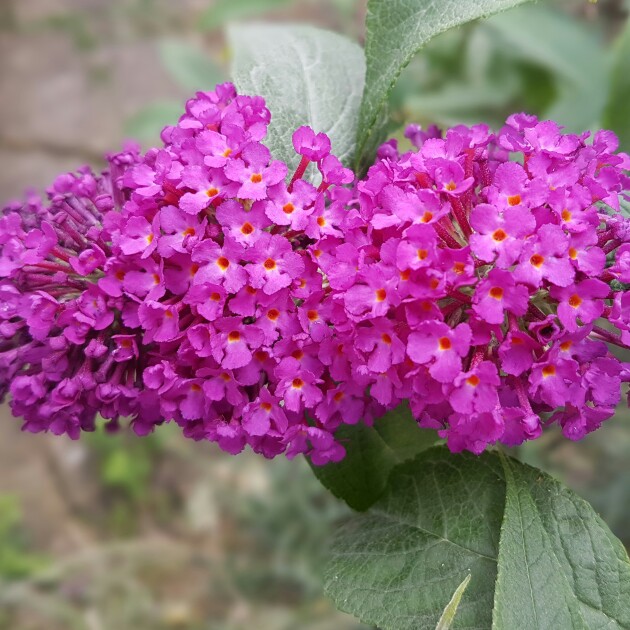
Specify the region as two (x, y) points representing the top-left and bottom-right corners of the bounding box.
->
(324, 447), (630, 630)
(310, 405), (438, 511)
(199, 0), (292, 31)
(356, 0), (533, 170)
(228, 24), (365, 173)
(435, 574), (472, 630)
(603, 18), (630, 152)
(159, 39), (224, 91)
(492, 452), (588, 629)
(125, 102), (181, 142)
(325, 448), (504, 629)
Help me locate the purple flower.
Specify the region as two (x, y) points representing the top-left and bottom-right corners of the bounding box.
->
(265, 180), (317, 230)
(473, 270), (529, 325)
(192, 237), (247, 293)
(514, 224), (575, 288)
(117, 215), (159, 257)
(224, 143), (287, 200)
(216, 200), (270, 246)
(469, 204), (535, 267)
(275, 358), (323, 412)
(242, 389), (288, 437)
(407, 321), (472, 383)
(246, 233), (305, 295)
(449, 361), (500, 414)
(211, 317), (264, 370)
(552, 279), (609, 332)
(498, 331), (539, 376)
(292, 126), (331, 161)
(178, 166), (232, 215)
(138, 301), (181, 343)
(157, 206), (206, 257)
(529, 358), (581, 408)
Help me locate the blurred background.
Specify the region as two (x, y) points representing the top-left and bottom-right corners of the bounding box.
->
(1, 0), (629, 628)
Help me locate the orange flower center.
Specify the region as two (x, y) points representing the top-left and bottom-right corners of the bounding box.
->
(568, 294), (582, 308)
(375, 288), (387, 302)
(492, 229), (507, 242)
(206, 187), (219, 197)
(250, 173), (263, 184)
(466, 375), (480, 387)
(561, 209), (572, 222)
(438, 337), (451, 350)
(568, 247), (577, 260)
(560, 341), (572, 351)
(417, 249), (428, 260)
(210, 292), (221, 301)
(530, 254), (544, 268)
(381, 333), (392, 344)
(264, 258), (276, 270)
(228, 331), (240, 342)
(282, 202), (295, 214)
(489, 286), (504, 300)
(542, 365), (556, 377)
(217, 256), (230, 270)
(453, 262), (466, 274)
(292, 378), (304, 389)
(420, 211), (433, 223)
(507, 194), (521, 206)
(267, 308), (280, 321)
(307, 309), (318, 321)
(241, 222), (254, 235)
(261, 402), (272, 412)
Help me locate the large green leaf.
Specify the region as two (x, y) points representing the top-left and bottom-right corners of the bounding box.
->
(159, 39), (224, 91)
(324, 447), (630, 630)
(356, 0), (533, 170)
(492, 453), (588, 629)
(603, 17), (630, 152)
(228, 24), (365, 172)
(310, 404), (438, 511)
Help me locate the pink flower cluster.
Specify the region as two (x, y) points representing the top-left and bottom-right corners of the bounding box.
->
(1, 82), (629, 460)
(326, 115), (630, 453)
(0, 148), (142, 436)
(1, 83), (370, 464)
